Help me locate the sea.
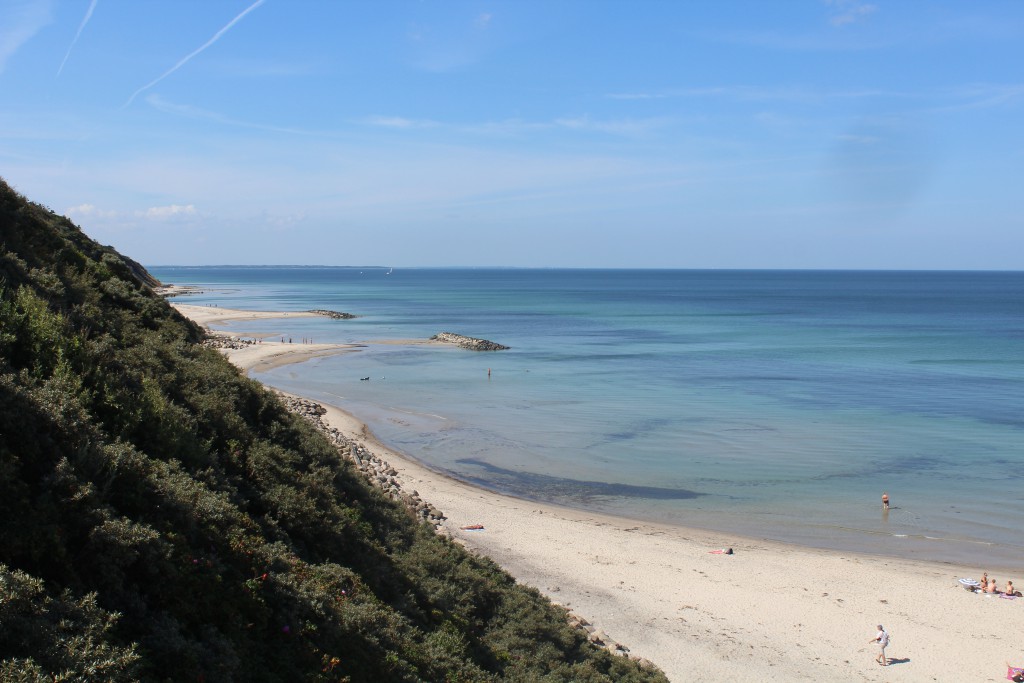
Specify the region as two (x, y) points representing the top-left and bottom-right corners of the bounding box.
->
(148, 267), (1024, 568)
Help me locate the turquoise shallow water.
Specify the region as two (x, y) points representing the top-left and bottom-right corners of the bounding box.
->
(150, 267), (1024, 567)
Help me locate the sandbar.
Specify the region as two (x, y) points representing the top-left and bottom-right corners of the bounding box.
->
(172, 302), (319, 328)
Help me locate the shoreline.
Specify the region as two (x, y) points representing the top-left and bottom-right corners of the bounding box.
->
(172, 300), (1024, 681)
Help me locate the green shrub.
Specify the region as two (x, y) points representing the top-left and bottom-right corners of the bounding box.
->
(0, 565), (140, 681)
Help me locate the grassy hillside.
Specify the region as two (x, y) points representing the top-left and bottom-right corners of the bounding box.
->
(0, 178), (667, 683)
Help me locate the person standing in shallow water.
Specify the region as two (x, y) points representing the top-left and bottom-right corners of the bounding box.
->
(881, 492), (890, 510)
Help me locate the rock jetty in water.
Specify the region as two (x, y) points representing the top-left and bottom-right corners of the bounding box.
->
(431, 332), (509, 351)
(308, 309), (357, 319)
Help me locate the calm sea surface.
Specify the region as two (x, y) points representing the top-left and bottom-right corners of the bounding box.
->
(149, 267), (1024, 567)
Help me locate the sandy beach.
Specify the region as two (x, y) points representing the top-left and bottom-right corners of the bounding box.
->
(173, 301), (1024, 682)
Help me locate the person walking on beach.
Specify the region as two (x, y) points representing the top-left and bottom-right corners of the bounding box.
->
(881, 492), (890, 510)
(870, 624), (889, 666)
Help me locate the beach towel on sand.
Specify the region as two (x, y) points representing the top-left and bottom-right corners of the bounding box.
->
(1006, 665), (1024, 681)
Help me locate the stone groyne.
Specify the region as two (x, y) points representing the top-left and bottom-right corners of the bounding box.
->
(308, 309), (357, 319)
(202, 335), (257, 351)
(155, 285), (205, 298)
(431, 332), (509, 351)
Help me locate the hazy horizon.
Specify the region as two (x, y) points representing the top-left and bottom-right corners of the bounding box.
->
(150, 264), (1022, 272)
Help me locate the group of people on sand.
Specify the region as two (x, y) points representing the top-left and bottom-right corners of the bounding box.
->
(975, 571), (1021, 597)
(880, 492), (1021, 600)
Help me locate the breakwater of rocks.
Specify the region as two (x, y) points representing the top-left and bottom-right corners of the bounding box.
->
(202, 335), (256, 350)
(277, 392), (650, 665)
(279, 394), (448, 529)
(431, 332), (509, 351)
(308, 309), (357, 319)
(155, 285), (205, 298)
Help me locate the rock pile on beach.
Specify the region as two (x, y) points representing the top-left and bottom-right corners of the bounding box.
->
(155, 285), (205, 297)
(277, 391), (650, 662)
(565, 610), (648, 662)
(431, 332), (509, 351)
(277, 394), (447, 529)
(308, 309), (357, 319)
(202, 335), (256, 350)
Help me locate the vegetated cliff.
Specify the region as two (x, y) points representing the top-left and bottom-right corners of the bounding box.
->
(0, 178), (666, 683)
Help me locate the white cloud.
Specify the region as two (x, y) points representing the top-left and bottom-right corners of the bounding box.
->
(66, 202), (199, 227)
(606, 92), (669, 101)
(360, 113), (668, 137)
(553, 115), (669, 136)
(64, 202), (117, 219)
(57, 0), (97, 77)
(405, 10), (496, 73)
(139, 204), (197, 220)
(65, 202), (198, 223)
(210, 57), (318, 78)
(608, 85), (888, 105)
(146, 94), (313, 135)
(256, 210), (307, 232)
(700, 27), (884, 51)
(125, 0), (265, 106)
(0, 0), (53, 73)
(361, 115), (438, 129)
(146, 95), (231, 123)
(826, 0), (878, 27)
(609, 82), (1024, 118)
(940, 83), (1024, 111)
(836, 134), (880, 144)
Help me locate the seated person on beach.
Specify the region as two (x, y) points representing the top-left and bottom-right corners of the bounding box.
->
(986, 579), (998, 593)
(1005, 580), (1016, 596)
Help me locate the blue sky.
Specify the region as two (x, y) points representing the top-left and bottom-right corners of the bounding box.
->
(1, 0), (1021, 268)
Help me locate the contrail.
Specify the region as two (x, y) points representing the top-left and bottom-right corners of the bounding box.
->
(124, 0), (265, 107)
(57, 0), (98, 77)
